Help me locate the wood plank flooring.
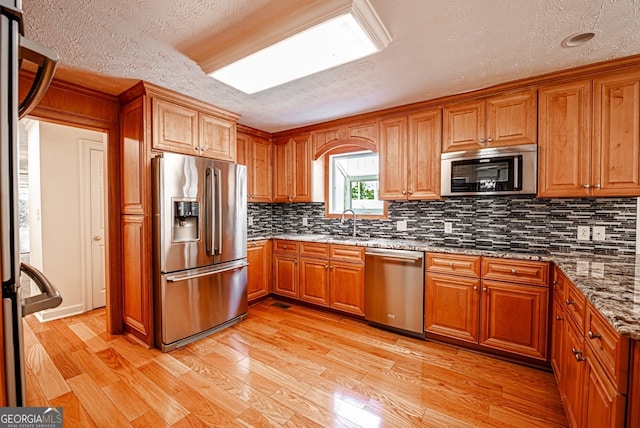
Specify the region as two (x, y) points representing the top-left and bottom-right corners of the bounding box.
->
(24, 298), (568, 427)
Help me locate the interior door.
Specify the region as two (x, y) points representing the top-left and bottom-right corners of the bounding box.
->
(89, 147), (105, 308)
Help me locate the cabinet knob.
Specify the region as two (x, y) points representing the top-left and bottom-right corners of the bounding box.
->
(594, 183), (601, 189)
(565, 298), (574, 306)
(473, 286), (478, 291)
(511, 269), (517, 274)
(553, 280), (559, 285)
(482, 287), (487, 292)
(587, 330), (601, 340)
(487, 138), (493, 143)
(402, 190), (406, 195)
(479, 138), (485, 144)
(571, 347), (582, 356)
(194, 146), (200, 151)
(583, 184), (590, 189)
(283, 245), (287, 249)
(408, 190), (413, 194)
(575, 354), (587, 362)
(556, 315), (563, 321)
(329, 265), (333, 270)
(325, 265), (329, 269)
(448, 262), (454, 267)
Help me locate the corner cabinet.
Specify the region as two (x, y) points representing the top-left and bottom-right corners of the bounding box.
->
(118, 81), (239, 346)
(538, 71), (640, 198)
(378, 108), (442, 200)
(237, 128), (272, 202)
(442, 89), (536, 153)
(273, 135), (315, 202)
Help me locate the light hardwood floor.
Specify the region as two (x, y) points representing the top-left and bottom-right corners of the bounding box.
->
(23, 298), (568, 427)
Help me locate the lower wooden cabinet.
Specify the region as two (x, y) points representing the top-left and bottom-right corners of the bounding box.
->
(272, 240), (364, 316)
(247, 240), (271, 302)
(425, 253), (549, 361)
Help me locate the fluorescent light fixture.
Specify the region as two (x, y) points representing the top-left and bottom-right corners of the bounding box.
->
(207, 0), (391, 94)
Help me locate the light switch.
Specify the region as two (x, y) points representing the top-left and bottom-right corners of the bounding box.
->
(592, 226), (605, 241)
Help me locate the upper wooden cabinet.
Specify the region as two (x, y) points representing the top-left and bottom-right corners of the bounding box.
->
(312, 120), (377, 158)
(378, 108), (442, 200)
(273, 134), (315, 202)
(152, 96), (237, 162)
(442, 90), (536, 153)
(237, 130), (272, 202)
(539, 71), (640, 197)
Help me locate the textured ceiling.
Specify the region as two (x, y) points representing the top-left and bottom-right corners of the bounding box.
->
(22, 0), (640, 133)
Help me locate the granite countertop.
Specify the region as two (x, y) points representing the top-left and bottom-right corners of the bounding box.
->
(253, 233), (640, 341)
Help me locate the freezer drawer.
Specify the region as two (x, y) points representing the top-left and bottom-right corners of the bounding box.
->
(155, 260), (247, 351)
(364, 248), (425, 336)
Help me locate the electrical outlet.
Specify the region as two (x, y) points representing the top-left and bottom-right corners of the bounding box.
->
(248, 216), (254, 227)
(577, 225), (590, 241)
(444, 222), (453, 234)
(302, 217), (308, 226)
(576, 260), (589, 276)
(396, 220), (407, 231)
(592, 226), (605, 241)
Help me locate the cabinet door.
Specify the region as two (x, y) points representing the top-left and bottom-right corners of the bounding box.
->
(551, 299), (565, 388)
(538, 81), (592, 197)
(122, 215), (154, 345)
(329, 261), (364, 316)
(425, 273), (480, 343)
(199, 112), (236, 162)
(292, 135), (312, 202)
(273, 255), (298, 298)
(583, 345), (627, 428)
(479, 280), (548, 360)
(299, 258), (330, 306)
(442, 99), (485, 152)
(152, 98), (198, 154)
(593, 70), (640, 197)
(249, 136), (272, 202)
(408, 109), (441, 199)
(247, 240), (271, 301)
(378, 116), (408, 199)
(272, 141), (293, 202)
(485, 90), (537, 148)
(563, 319), (587, 428)
(236, 132), (249, 166)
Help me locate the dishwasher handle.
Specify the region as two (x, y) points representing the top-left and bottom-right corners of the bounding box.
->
(365, 248), (424, 261)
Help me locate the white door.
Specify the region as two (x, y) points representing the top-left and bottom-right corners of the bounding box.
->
(89, 147), (106, 308)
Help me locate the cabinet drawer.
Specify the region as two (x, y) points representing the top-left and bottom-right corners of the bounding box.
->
(552, 266), (566, 298)
(329, 244), (364, 264)
(426, 253), (481, 277)
(481, 258), (549, 287)
(564, 278), (586, 335)
(585, 303), (630, 393)
(299, 242), (329, 258)
(273, 240), (299, 255)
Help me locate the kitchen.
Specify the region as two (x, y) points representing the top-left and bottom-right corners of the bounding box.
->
(2, 0), (640, 426)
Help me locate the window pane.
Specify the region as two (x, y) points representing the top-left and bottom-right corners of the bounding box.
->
(329, 151), (383, 215)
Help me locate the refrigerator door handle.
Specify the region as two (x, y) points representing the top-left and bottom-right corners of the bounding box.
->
(205, 167), (214, 256)
(214, 167), (222, 256)
(165, 262), (248, 282)
(18, 35), (58, 119)
(20, 262), (62, 316)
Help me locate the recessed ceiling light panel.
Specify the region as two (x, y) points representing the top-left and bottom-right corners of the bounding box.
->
(208, 0), (391, 94)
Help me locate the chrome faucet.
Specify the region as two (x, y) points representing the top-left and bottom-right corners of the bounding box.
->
(340, 209), (357, 238)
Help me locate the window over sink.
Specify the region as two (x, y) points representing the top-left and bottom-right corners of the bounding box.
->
(326, 149), (385, 217)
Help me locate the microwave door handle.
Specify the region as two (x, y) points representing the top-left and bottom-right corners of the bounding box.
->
(205, 167), (213, 256)
(18, 36), (58, 119)
(214, 167), (222, 256)
(513, 155), (521, 190)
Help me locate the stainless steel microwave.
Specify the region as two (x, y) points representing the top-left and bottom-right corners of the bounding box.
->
(441, 144), (537, 196)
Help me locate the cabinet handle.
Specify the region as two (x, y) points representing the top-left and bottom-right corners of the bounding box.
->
(511, 269), (517, 274)
(594, 183), (601, 189)
(194, 146), (200, 151)
(329, 265), (333, 270)
(565, 299), (574, 305)
(283, 245), (287, 249)
(575, 353), (586, 362)
(482, 287), (487, 292)
(487, 138), (493, 143)
(294, 259), (298, 264)
(556, 315), (563, 321)
(583, 184), (590, 189)
(587, 330), (601, 340)
(408, 189), (413, 194)
(325, 265), (329, 269)
(473, 286), (478, 291)
(479, 138), (485, 144)
(571, 347), (582, 356)
(448, 262), (454, 267)
(552, 280), (559, 286)
(402, 190), (406, 195)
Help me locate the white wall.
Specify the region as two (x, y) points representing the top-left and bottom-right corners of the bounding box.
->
(33, 121), (105, 320)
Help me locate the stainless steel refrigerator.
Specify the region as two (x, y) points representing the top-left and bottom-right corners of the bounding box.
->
(1, 0), (61, 406)
(152, 152), (248, 352)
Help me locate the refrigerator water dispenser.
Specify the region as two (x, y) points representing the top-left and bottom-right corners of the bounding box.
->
(173, 200), (200, 242)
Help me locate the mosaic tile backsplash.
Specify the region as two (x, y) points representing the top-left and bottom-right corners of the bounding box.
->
(249, 198), (638, 255)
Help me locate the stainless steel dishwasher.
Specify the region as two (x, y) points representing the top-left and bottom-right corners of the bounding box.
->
(364, 248), (425, 337)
